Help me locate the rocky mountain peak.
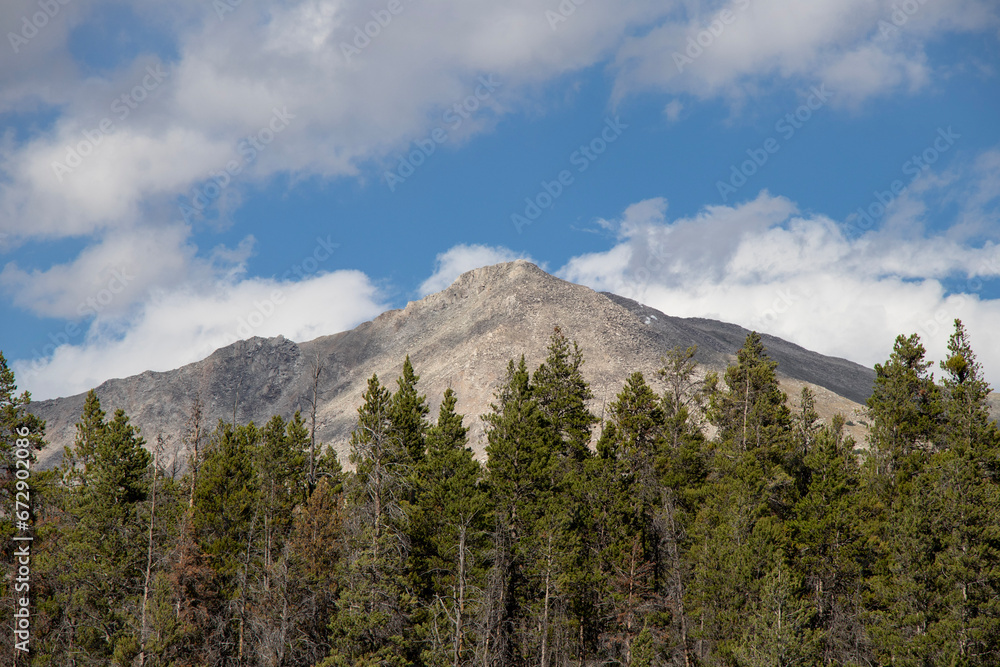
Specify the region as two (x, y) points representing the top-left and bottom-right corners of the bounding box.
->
(28, 262), (877, 470)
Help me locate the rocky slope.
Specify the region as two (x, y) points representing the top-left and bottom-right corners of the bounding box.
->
(28, 261), (876, 469)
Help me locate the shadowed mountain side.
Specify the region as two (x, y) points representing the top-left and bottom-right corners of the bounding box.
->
(602, 293), (876, 405)
(28, 261), (877, 469)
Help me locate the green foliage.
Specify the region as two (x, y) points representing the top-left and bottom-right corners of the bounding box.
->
(532, 326), (598, 460)
(193, 420), (259, 582)
(866, 333), (942, 476)
(0, 350), (46, 461)
(16, 323), (1000, 667)
(411, 388), (489, 666)
(329, 373), (415, 666)
(391, 355), (430, 466)
(709, 331), (792, 452)
(485, 357), (555, 537)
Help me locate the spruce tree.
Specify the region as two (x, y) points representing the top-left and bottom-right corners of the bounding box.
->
(865, 333), (942, 478)
(413, 388), (488, 667)
(690, 332), (801, 662)
(482, 357), (556, 666)
(532, 326), (598, 461)
(48, 398), (152, 665)
(327, 373), (414, 667)
(390, 355), (430, 466)
(0, 350), (45, 462)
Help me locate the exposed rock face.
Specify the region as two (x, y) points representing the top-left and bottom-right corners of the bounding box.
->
(28, 260), (876, 469)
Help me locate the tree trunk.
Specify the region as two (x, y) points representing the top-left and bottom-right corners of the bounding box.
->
(139, 445), (158, 667)
(665, 490), (692, 667)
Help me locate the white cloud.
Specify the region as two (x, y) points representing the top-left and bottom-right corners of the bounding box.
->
(559, 153), (1000, 386)
(3, 0), (998, 402)
(0, 223), (209, 319)
(0, 0), (672, 326)
(1, 0), (994, 325)
(610, 0), (998, 105)
(15, 268), (387, 400)
(418, 243), (534, 297)
(663, 99), (684, 122)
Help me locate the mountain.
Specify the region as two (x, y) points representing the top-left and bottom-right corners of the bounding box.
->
(27, 260), (876, 469)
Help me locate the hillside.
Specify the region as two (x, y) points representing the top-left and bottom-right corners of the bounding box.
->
(28, 260), (876, 468)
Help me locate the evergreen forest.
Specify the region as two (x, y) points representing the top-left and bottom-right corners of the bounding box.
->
(2, 319), (1000, 666)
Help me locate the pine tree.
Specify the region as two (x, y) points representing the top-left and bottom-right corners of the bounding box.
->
(533, 326), (598, 461)
(192, 420), (260, 661)
(530, 328), (600, 663)
(862, 332), (951, 665)
(593, 371), (664, 659)
(0, 350), (45, 464)
(390, 355), (430, 466)
(257, 413), (308, 570)
(865, 333), (942, 478)
(44, 398), (153, 665)
(482, 357), (556, 666)
(327, 373), (414, 667)
(788, 416), (867, 664)
(709, 332), (792, 452)
(288, 475), (345, 666)
(656, 348), (710, 667)
(61, 389), (106, 488)
(870, 320), (1000, 665)
(412, 388), (488, 667)
(940, 319), (1000, 464)
(690, 332), (801, 663)
(194, 421), (260, 581)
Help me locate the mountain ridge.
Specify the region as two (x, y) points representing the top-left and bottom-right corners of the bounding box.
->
(27, 260), (876, 469)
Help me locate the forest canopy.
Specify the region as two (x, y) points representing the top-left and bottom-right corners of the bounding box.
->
(1, 319), (999, 666)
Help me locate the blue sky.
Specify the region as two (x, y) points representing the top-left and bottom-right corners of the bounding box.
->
(1, 0), (999, 400)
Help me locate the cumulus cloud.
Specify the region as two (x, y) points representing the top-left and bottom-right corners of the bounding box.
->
(15, 268), (387, 400)
(1, 0), (994, 325)
(3, 0), (998, 400)
(0, 0), (673, 333)
(559, 152), (1000, 385)
(0, 223), (211, 319)
(610, 0), (998, 105)
(418, 243), (534, 297)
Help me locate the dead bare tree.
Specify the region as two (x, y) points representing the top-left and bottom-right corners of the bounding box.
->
(305, 353), (326, 489)
(139, 436), (161, 667)
(183, 397), (205, 509)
